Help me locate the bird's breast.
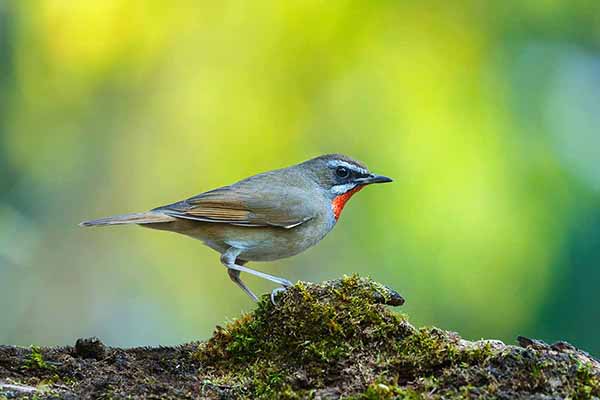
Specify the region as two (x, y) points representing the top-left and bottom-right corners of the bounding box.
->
(180, 212), (335, 262)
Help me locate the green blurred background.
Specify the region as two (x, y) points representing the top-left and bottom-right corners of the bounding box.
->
(1, 1), (599, 354)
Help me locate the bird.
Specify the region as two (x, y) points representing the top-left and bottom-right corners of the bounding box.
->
(80, 154), (392, 302)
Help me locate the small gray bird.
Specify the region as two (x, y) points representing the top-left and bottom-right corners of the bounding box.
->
(80, 154), (392, 301)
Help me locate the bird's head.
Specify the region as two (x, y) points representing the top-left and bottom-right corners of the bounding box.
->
(300, 154), (393, 220)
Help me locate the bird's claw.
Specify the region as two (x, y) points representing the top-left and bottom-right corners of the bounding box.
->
(270, 287), (288, 305)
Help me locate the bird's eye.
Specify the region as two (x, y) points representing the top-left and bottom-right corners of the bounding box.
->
(335, 166), (350, 178)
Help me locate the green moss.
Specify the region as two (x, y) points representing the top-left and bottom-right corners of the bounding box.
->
(3, 275), (599, 399)
(191, 275), (599, 399)
(391, 327), (460, 375)
(347, 382), (421, 400)
(196, 276), (411, 371)
(24, 346), (55, 372)
(195, 275), (412, 398)
(461, 341), (495, 364)
(573, 362), (600, 398)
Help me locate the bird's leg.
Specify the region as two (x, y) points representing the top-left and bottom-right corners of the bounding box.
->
(229, 264), (293, 287)
(221, 247), (293, 288)
(227, 264), (259, 302)
(221, 248), (259, 301)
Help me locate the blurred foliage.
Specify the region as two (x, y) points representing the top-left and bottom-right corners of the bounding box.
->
(0, 1), (599, 353)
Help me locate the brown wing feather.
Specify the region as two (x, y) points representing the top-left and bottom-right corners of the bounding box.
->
(157, 185), (314, 229)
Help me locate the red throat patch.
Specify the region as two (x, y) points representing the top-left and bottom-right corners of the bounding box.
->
(332, 186), (364, 220)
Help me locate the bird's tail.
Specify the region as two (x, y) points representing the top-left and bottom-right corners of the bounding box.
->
(79, 211), (176, 227)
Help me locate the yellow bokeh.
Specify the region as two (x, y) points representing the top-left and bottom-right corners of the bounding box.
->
(1, 0), (599, 352)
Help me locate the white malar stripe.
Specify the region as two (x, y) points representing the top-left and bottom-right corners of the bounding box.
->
(331, 183), (358, 195)
(327, 160), (368, 175)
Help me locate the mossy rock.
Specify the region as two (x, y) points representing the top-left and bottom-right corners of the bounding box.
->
(1, 275), (599, 399)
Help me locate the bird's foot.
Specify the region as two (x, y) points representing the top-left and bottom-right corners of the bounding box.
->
(270, 286), (289, 305)
(280, 278), (293, 288)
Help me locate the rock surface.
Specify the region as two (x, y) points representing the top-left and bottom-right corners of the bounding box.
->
(1, 276), (598, 399)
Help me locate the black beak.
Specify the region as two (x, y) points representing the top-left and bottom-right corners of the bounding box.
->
(355, 174), (393, 185)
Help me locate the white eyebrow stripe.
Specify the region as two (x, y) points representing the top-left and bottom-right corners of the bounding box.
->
(327, 160), (368, 175)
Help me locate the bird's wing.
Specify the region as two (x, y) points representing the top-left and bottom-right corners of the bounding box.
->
(156, 183), (315, 229)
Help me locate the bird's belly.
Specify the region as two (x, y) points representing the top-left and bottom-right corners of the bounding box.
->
(181, 217), (335, 262)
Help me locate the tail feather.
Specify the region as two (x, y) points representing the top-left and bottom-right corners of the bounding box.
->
(79, 211), (176, 227)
